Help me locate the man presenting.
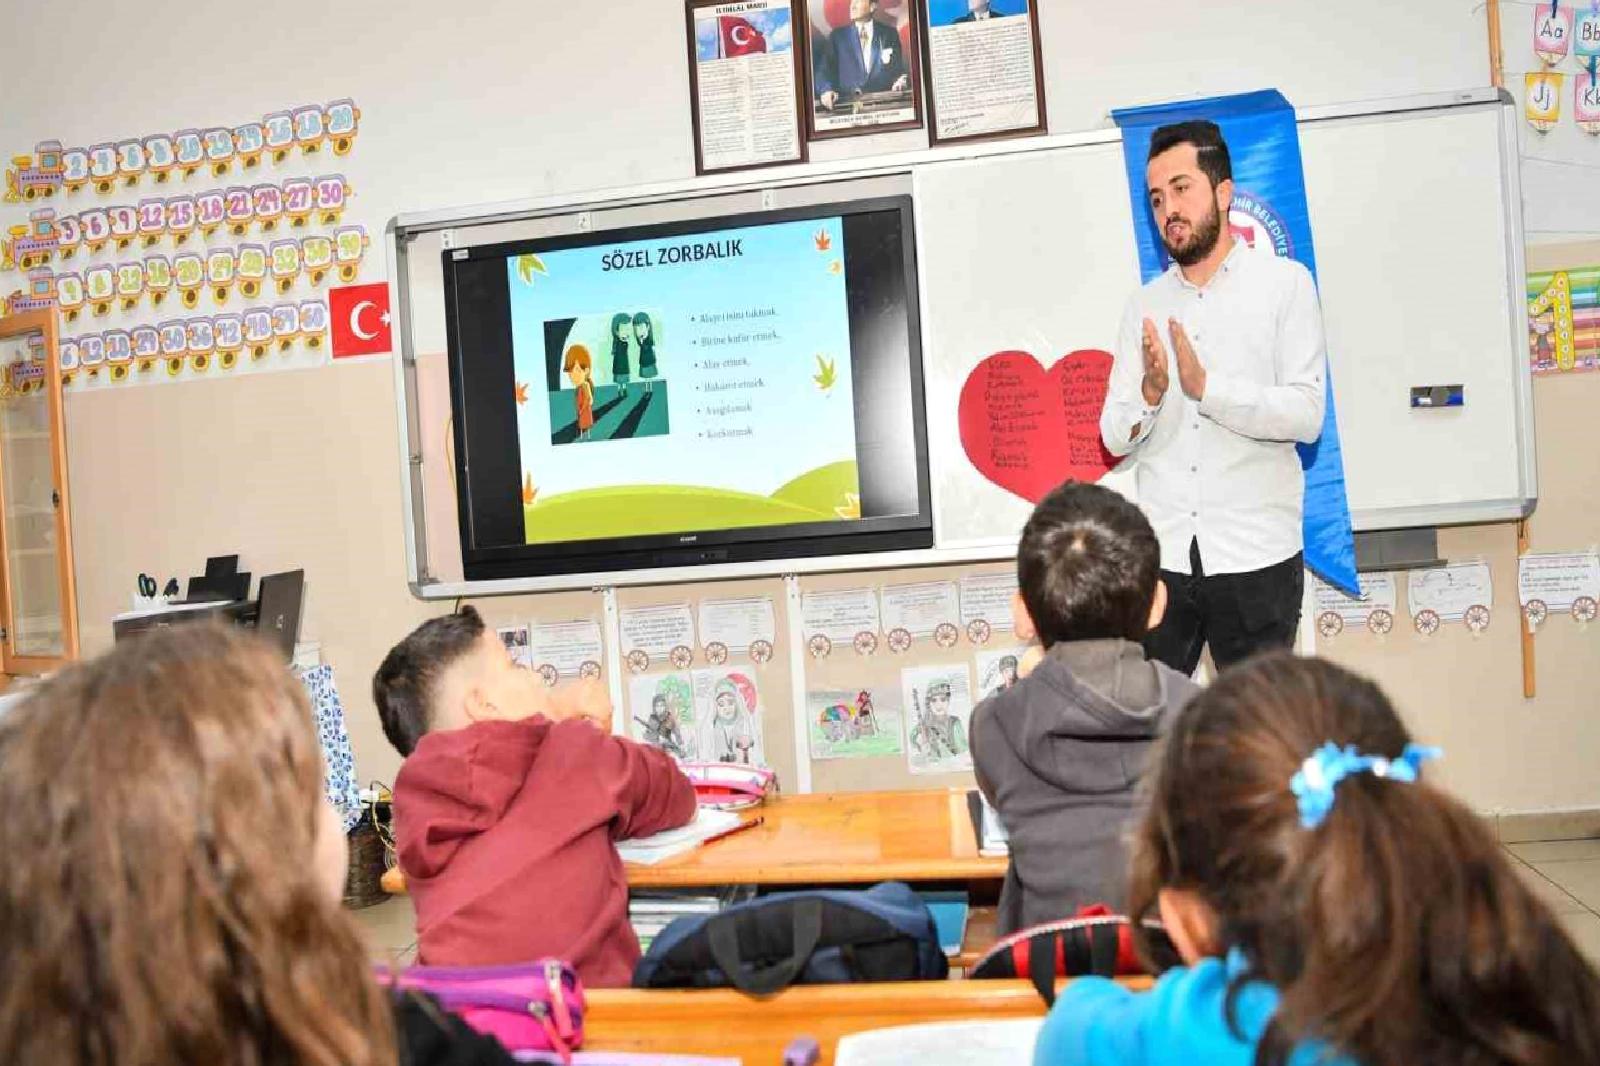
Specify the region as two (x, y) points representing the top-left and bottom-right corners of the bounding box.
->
(816, 0), (910, 111)
(1099, 120), (1327, 675)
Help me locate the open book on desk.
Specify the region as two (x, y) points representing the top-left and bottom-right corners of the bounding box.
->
(617, 808), (745, 866)
(965, 790), (1010, 857)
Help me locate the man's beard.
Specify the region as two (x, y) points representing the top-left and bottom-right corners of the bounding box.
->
(1162, 201), (1222, 267)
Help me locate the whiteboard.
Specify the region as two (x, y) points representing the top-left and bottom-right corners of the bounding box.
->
(392, 90), (1531, 596)
(919, 91), (1533, 547)
(916, 139), (1139, 547)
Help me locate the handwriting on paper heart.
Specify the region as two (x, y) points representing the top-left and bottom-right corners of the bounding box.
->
(957, 349), (1122, 504)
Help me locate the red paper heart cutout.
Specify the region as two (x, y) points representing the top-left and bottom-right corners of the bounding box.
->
(957, 349), (1122, 504)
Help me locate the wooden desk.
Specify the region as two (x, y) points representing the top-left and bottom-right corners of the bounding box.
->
(953, 905), (998, 969)
(629, 789), (1007, 889)
(377, 789), (1007, 971)
(381, 789), (1007, 894)
(582, 977), (1151, 1065)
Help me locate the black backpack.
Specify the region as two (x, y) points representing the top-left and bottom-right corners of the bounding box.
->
(633, 881), (949, 994)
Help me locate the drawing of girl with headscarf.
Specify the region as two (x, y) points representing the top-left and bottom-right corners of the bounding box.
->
(708, 672), (759, 765)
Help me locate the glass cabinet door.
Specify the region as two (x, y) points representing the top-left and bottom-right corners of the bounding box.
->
(0, 309), (77, 673)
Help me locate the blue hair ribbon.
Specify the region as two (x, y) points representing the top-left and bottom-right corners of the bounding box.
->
(1290, 741), (1442, 829)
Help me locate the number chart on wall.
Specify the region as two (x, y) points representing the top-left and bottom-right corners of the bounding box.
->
(0, 99), (387, 392)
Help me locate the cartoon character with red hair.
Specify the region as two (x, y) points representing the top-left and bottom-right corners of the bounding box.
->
(563, 344), (595, 440)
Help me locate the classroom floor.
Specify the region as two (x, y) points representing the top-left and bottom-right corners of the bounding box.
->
(1505, 839), (1600, 961)
(349, 839), (1600, 967)
(353, 895), (418, 964)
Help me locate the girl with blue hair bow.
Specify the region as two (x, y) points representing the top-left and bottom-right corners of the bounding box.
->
(1035, 652), (1600, 1066)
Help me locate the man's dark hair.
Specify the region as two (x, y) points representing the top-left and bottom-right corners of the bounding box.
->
(1016, 481), (1160, 647)
(372, 605), (486, 756)
(1147, 119), (1232, 189)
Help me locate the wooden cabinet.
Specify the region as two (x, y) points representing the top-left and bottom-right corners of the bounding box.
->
(0, 308), (77, 674)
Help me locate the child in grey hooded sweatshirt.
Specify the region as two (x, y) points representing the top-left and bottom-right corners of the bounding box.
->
(972, 481), (1198, 935)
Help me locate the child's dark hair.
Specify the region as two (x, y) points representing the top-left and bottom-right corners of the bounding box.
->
(1015, 480), (1159, 646)
(1129, 653), (1600, 1066)
(1148, 119), (1232, 189)
(372, 606), (486, 756)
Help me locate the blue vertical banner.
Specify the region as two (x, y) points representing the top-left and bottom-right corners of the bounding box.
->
(1111, 89), (1358, 596)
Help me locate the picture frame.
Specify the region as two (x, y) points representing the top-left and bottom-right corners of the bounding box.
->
(685, 0), (810, 175)
(917, 0), (1048, 145)
(799, 0), (926, 140)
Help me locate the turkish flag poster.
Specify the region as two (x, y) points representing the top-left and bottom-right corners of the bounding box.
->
(720, 15), (767, 55)
(328, 282), (392, 359)
(687, 0), (806, 174)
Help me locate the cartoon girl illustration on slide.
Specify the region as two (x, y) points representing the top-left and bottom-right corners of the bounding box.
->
(563, 344), (594, 441)
(633, 311), (658, 395)
(610, 312), (632, 398)
(709, 672), (759, 765)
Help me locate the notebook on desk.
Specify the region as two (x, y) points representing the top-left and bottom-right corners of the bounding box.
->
(965, 790), (1010, 857)
(835, 1018), (1042, 1066)
(617, 808), (744, 866)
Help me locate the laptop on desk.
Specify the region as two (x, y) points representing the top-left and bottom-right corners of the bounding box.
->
(254, 570), (304, 662)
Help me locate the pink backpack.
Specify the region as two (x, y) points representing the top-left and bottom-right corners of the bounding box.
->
(376, 959), (584, 1061)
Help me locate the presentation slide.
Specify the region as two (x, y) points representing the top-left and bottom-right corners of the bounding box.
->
(509, 216), (863, 545)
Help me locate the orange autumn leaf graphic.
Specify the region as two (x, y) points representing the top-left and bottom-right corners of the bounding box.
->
(515, 381), (529, 405)
(814, 229), (832, 252)
(522, 473), (537, 505)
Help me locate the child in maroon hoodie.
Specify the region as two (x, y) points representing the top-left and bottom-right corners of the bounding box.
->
(373, 606), (697, 987)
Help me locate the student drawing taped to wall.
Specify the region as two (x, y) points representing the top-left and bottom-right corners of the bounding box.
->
(636, 688), (688, 755)
(990, 655), (1019, 696)
(705, 672), (759, 765)
(819, 690), (879, 743)
(637, 693), (690, 758)
(910, 679), (966, 760)
(635, 675), (697, 760)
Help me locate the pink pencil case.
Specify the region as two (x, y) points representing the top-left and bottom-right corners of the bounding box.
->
(376, 958), (584, 1062)
(680, 761), (777, 809)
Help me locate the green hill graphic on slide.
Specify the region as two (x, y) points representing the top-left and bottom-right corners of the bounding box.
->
(525, 461), (859, 544)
